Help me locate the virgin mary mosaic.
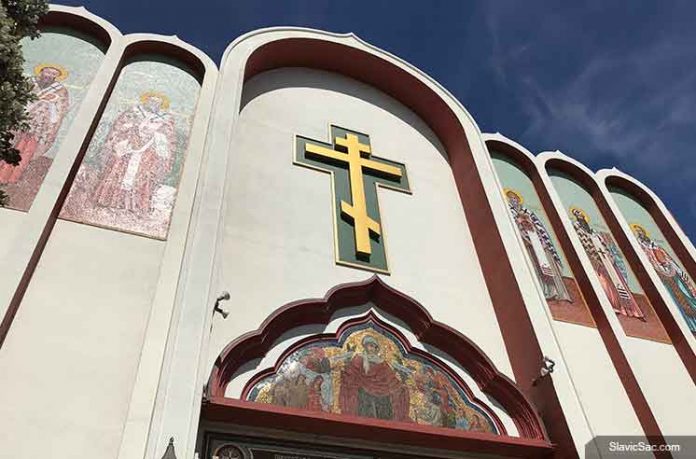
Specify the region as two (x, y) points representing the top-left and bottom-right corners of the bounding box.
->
(245, 318), (502, 434)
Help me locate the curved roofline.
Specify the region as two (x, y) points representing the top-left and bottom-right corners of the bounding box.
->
(46, 4), (121, 46)
(122, 33), (217, 78)
(146, 25), (592, 457)
(209, 276), (548, 442)
(218, 26), (482, 133)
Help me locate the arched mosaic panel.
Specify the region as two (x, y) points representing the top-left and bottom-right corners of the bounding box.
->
(610, 187), (696, 335)
(60, 55), (201, 239)
(490, 152), (593, 327)
(244, 315), (503, 434)
(549, 170), (669, 342)
(0, 27), (105, 211)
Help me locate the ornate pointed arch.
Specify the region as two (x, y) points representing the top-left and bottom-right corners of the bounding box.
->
(206, 276), (551, 457)
(242, 311), (508, 435)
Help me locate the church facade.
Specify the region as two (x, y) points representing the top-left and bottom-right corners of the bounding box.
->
(0, 5), (695, 459)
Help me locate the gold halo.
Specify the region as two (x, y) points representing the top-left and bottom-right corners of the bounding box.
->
(569, 206), (590, 223)
(630, 223), (650, 237)
(139, 91), (170, 110)
(503, 188), (524, 205)
(33, 63), (68, 81)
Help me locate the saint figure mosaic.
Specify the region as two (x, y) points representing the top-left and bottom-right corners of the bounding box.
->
(549, 170), (669, 342)
(60, 58), (200, 239)
(631, 223), (696, 333)
(490, 153), (593, 326)
(0, 28), (104, 210)
(570, 207), (646, 320)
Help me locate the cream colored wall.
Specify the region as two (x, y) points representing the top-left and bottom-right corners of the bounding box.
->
(623, 338), (696, 437)
(553, 322), (645, 437)
(0, 209), (25, 259)
(0, 221), (164, 458)
(205, 68), (514, 383)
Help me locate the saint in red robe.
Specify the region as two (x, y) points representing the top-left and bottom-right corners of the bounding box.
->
(307, 375), (325, 412)
(93, 96), (176, 214)
(572, 211), (645, 320)
(339, 337), (410, 422)
(0, 69), (69, 183)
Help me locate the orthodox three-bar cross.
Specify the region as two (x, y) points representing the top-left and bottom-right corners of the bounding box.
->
(295, 125), (410, 273)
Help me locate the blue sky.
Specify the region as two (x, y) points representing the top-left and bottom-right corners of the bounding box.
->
(58, 0), (696, 240)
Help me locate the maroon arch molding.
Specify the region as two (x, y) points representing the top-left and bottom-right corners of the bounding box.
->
(240, 311), (509, 435)
(207, 276), (548, 448)
(235, 36), (577, 457)
(40, 10), (113, 48)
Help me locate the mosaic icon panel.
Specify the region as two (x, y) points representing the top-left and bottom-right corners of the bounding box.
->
(245, 317), (501, 434)
(550, 170), (669, 342)
(490, 152), (594, 327)
(0, 27), (105, 211)
(60, 56), (201, 239)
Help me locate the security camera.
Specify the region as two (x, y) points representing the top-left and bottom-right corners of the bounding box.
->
(213, 291), (231, 319)
(532, 356), (556, 386)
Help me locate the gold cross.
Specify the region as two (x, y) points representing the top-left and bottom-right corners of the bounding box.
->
(305, 133), (403, 256)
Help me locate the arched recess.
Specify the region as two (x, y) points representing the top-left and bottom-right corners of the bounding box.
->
(541, 154), (695, 380)
(538, 152), (695, 449)
(56, 37), (211, 240)
(205, 276), (553, 458)
(0, 4), (121, 345)
(598, 169), (696, 354)
(180, 29), (582, 458)
(484, 135), (595, 327)
(489, 137), (682, 450)
(0, 7), (114, 212)
(39, 7), (114, 48)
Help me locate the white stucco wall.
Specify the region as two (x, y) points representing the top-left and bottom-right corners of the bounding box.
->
(205, 67), (514, 381)
(0, 209), (25, 259)
(623, 338), (696, 438)
(0, 221), (164, 458)
(552, 322), (645, 437)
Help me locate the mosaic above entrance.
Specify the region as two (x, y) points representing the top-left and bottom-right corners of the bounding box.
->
(244, 316), (502, 434)
(295, 125), (411, 273)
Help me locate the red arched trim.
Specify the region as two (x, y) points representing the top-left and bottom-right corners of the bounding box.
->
(604, 174), (696, 319)
(240, 311), (508, 435)
(40, 10), (113, 48)
(122, 41), (207, 83)
(486, 139), (596, 328)
(546, 159), (695, 377)
(235, 36), (577, 456)
(208, 276), (547, 442)
(491, 141), (679, 453)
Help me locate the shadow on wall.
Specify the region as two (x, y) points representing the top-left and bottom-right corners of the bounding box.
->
(240, 67), (448, 163)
